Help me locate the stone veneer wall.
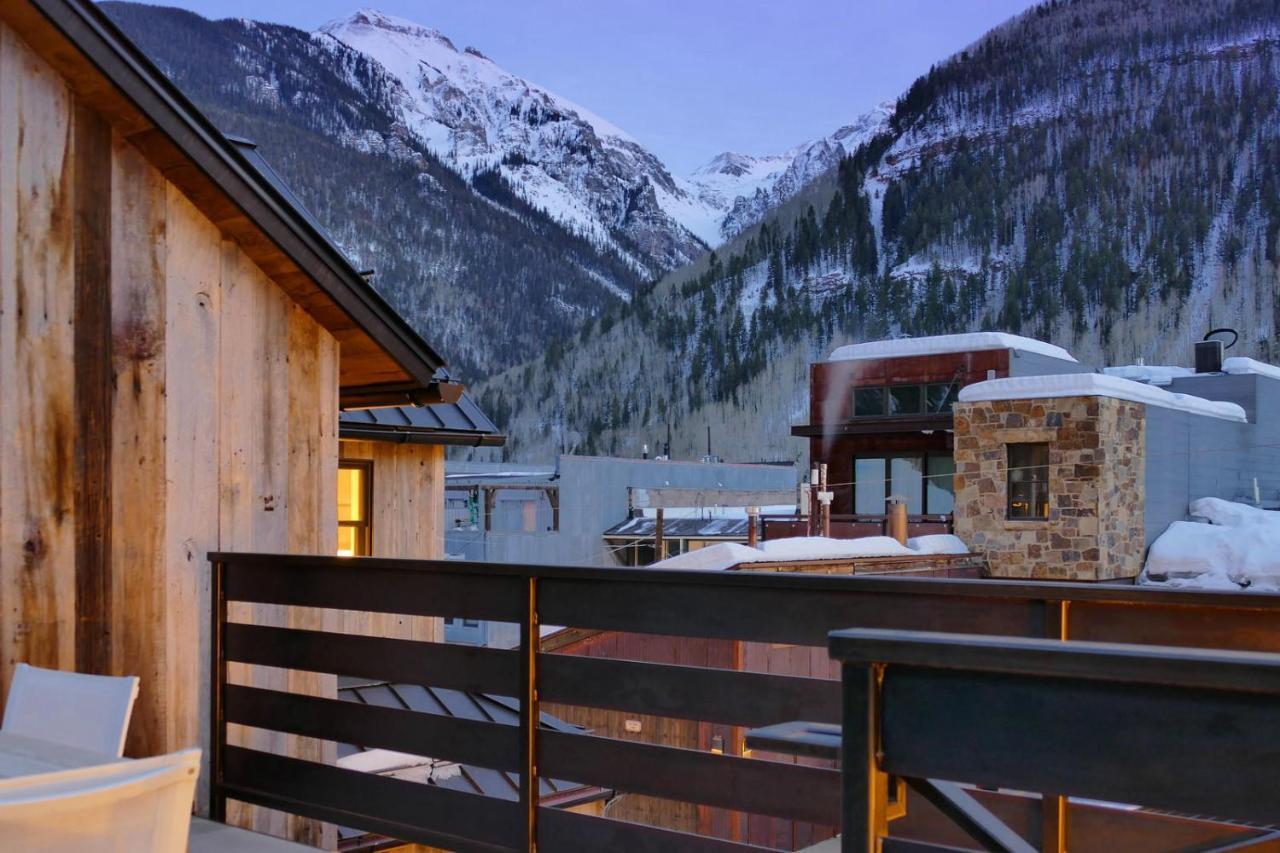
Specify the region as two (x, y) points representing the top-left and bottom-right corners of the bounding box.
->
(952, 396), (1145, 581)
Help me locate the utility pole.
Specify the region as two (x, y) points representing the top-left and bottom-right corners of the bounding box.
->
(747, 506), (760, 548)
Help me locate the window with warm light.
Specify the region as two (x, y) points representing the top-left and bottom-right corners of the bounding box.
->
(1007, 443), (1050, 520)
(337, 461), (372, 556)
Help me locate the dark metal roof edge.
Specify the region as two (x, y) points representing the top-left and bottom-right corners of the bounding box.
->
(339, 423), (507, 448)
(31, 0), (446, 384)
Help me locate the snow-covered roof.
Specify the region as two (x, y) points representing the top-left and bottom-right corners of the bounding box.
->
(1101, 364), (1195, 386)
(1140, 498), (1280, 592)
(957, 374), (1247, 423)
(1223, 356), (1280, 382)
(650, 534), (969, 571)
(829, 333), (1077, 364)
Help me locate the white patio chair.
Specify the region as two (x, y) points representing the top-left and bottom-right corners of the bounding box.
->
(0, 748), (200, 852)
(2, 664), (139, 756)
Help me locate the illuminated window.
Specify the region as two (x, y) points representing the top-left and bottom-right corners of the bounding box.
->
(337, 460), (372, 556)
(1007, 444), (1050, 520)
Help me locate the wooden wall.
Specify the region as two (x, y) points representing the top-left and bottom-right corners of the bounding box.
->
(0, 20), (339, 844)
(337, 439), (444, 643)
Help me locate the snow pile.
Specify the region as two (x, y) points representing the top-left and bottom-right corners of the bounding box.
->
(906, 534), (970, 555)
(1102, 364), (1195, 386)
(1223, 356), (1280, 382)
(829, 333), (1076, 364)
(958, 374), (1247, 422)
(652, 535), (966, 571)
(757, 536), (915, 561)
(1140, 498), (1280, 591)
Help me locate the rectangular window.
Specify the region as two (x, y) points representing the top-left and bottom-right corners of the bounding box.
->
(1007, 444), (1050, 520)
(926, 383), (959, 414)
(888, 385), (923, 415)
(889, 456), (924, 514)
(926, 455), (956, 515)
(337, 460), (372, 556)
(853, 457), (888, 514)
(855, 453), (954, 515)
(853, 387), (887, 417)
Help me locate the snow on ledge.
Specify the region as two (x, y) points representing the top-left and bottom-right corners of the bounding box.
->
(1140, 498), (1280, 592)
(957, 374), (1247, 422)
(1102, 364), (1195, 386)
(1223, 356), (1280, 382)
(650, 535), (968, 571)
(829, 332), (1076, 364)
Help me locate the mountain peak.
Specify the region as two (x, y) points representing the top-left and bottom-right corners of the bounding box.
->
(320, 9), (457, 52)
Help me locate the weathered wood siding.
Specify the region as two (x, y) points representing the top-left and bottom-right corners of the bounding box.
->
(0, 20), (340, 843)
(337, 439), (444, 643)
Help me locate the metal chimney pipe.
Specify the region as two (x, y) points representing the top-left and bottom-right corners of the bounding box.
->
(887, 498), (908, 545)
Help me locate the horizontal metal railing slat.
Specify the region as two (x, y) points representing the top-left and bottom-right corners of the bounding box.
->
(224, 623), (519, 695)
(223, 684), (521, 772)
(538, 729), (841, 825)
(540, 653), (841, 727)
(222, 558), (525, 621)
(538, 806), (783, 852)
(220, 746), (524, 850)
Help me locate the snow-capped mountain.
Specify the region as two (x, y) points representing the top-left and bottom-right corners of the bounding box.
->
(317, 9), (718, 271)
(687, 104), (893, 240)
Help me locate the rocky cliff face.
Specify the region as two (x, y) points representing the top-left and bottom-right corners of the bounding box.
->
(478, 0), (1280, 464)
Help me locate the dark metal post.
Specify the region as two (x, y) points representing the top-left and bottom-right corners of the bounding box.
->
(1038, 600), (1069, 852)
(208, 558), (228, 824)
(841, 662), (881, 852)
(655, 507), (666, 562)
(519, 576), (541, 851)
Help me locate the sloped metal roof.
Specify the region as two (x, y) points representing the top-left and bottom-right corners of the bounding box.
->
(335, 679), (604, 844)
(339, 368), (505, 447)
(603, 516), (752, 539)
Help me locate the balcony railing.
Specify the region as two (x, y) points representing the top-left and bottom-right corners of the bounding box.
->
(760, 514), (952, 542)
(208, 553), (1280, 852)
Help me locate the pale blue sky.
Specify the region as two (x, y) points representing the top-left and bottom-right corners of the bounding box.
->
(122, 0), (1039, 171)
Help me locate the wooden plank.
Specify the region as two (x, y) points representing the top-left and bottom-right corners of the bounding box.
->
(220, 746), (523, 852)
(539, 807), (780, 853)
(877, 667), (1280, 825)
(223, 684), (521, 772)
(163, 182), (222, 805)
(282, 298), (337, 848)
(540, 654), (840, 727)
(0, 22), (78, 689)
(223, 559), (525, 622)
(108, 127), (168, 758)
(71, 100), (113, 679)
(223, 624), (518, 695)
(539, 730), (841, 825)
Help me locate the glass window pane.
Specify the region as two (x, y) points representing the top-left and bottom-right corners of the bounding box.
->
(926, 383), (958, 413)
(854, 457), (887, 514)
(337, 526), (358, 557)
(926, 455), (955, 515)
(1007, 444), (1050, 519)
(890, 456), (924, 514)
(889, 386), (922, 415)
(337, 466), (364, 522)
(853, 387), (886, 417)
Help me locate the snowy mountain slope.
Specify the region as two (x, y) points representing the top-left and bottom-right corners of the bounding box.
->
(687, 103), (893, 240)
(478, 0), (1280, 464)
(317, 9), (717, 269)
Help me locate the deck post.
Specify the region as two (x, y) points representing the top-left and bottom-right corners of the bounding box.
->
(520, 576), (541, 850)
(208, 558), (227, 823)
(841, 662), (882, 852)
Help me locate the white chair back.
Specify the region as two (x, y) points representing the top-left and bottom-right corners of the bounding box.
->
(2, 664), (139, 756)
(0, 748), (200, 852)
